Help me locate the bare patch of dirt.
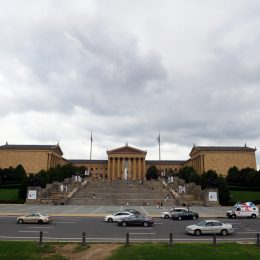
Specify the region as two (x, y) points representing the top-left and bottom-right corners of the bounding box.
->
(54, 243), (121, 260)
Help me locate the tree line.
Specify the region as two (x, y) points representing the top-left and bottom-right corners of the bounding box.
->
(0, 164), (86, 200)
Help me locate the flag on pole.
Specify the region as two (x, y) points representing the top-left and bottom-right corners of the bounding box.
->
(90, 132), (93, 143)
(157, 132), (160, 143)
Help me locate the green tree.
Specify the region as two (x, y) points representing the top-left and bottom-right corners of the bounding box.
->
(218, 175), (231, 205)
(227, 166), (240, 184)
(146, 166), (158, 180)
(18, 175), (28, 199)
(178, 166), (198, 183)
(201, 170), (219, 189)
(14, 164), (27, 181)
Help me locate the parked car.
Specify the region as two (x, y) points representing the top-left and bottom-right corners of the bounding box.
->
(160, 207), (188, 219)
(17, 213), (51, 224)
(185, 220), (234, 236)
(226, 202), (259, 219)
(172, 210), (199, 220)
(104, 211), (134, 222)
(118, 215), (154, 227)
(124, 209), (141, 215)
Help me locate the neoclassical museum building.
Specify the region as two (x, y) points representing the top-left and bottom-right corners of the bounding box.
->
(0, 143), (257, 178)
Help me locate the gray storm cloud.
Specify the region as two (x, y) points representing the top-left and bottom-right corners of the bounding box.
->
(0, 0), (260, 163)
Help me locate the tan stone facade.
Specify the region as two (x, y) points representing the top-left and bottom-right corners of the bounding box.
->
(184, 146), (257, 175)
(0, 144), (68, 174)
(0, 143), (257, 177)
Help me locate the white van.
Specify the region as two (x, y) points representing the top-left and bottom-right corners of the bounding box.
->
(226, 202), (259, 219)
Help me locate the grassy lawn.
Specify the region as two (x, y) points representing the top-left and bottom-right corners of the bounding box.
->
(0, 189), (19, 200)
(230, 190), (260, 203)
(0, 241), (66, 260)
(108, 243), (260, 260)
(1, 242), (260, 259)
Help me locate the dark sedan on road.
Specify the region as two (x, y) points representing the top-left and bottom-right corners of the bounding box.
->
(118, 215), (154, 227)
(124, 208), (141, 215)
(172, 210), (199, 220)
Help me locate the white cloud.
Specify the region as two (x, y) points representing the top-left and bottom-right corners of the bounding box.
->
(0, 0), (260, 165)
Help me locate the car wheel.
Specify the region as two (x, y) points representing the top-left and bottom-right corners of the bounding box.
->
(165, 215), (169, 219)
(221, 229), (228, 236)
(122, 222), (127, 227)
(193, 216), (196, 220)
(108, 218), (113, 223)
(178, 216), (182, 220)
(231, 214), (236, 219)
(143, 222), (148, 227)
(17, 219), (23, 224)
(194, 229), (201, 236)
(252, 214), (256, 219)
(38, 220), (43, 224)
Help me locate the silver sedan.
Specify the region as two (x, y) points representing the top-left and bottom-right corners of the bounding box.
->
(186, 220), (234, 236)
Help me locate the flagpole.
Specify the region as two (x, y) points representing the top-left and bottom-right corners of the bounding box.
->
(90, 132), (93, 160)
(158, 131), (161, 161)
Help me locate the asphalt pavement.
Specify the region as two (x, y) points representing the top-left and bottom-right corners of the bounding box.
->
(0, 204), (232, 218)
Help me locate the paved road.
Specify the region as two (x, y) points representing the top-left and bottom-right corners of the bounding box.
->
(0, 216), (260, 243)
(0, 204), (231, 218)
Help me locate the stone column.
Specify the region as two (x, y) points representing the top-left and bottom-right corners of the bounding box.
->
(142, 158), (146, 179)
(128, 157), (131, 180)
(137, 158), (140, 180)
(133, 158), (136, 179)
(122, 157), (125, 179)
(108, 157), (111, 179)
(112, 157), (115, 180)
(116, 157), (119, 179)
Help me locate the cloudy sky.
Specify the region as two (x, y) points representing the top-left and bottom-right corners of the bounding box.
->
(1, 0), (260, 165)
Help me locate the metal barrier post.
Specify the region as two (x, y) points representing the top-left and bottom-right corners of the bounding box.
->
(169, 233), (173, 245)
(126, 233), (129, 245)
(39, 231), (43, 246)
(257, 233), (260, 247)
(213, 233), (216, 246)
(82, 232), (86, 246)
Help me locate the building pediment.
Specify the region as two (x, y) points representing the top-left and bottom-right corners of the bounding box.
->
(107, 145), (146, 155)
(189, 145), (256, 157)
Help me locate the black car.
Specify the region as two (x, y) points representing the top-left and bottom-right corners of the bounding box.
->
(172, 210), (199, 220)
(124, 209), (141, 215)
(118, 215), (154, 227)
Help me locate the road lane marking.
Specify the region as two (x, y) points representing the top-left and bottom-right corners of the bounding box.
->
(62, 206), (85, 213)
(129, 233), (156, 235)
(28, 227), (54, 229)
(237, 231), (258, 234)
(141, 206), (149, 216)
(126, 228), (153, 230)
(56, 221), (77, 224)
(90, 206), (104, 214)
(19, 231), (48, 233)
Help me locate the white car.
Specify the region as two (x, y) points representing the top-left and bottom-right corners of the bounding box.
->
(160, 207), (188, 219)
(186, 220), (234, 236)
(104, 211), (134, 222)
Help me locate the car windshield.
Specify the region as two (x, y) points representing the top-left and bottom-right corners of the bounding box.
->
(197, 220), (207, 226)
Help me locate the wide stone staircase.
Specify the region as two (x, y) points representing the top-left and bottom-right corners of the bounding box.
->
(67, 179), (174, 206)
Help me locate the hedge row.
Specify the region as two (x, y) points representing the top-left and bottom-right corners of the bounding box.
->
(228, 186), (260, 192)
(0, 184), (21, 189)
(0, 199), (25, 204)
